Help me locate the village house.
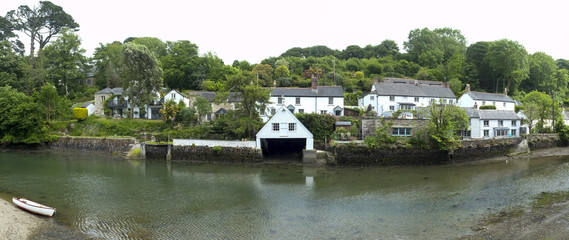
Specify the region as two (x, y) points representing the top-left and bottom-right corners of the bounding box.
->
(94, 88), (190, 119)
(358, 78), (456, 117)
(256, 106), (314, 152)
(457, 84), (516, 111)
(262, 78), (344, 122)
(463, 108), (521, 139)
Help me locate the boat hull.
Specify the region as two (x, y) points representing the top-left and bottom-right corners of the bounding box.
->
(12, 197), (56, 217)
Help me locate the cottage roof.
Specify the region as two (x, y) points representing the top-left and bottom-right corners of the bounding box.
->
(200, 92), (240, 103)
(463, 107), (480, 118)
(478, 110), (520, 120)
(81, 102), (94, 108)
(373, 83), (455, 98)
(380, 78), (445, 86)
(464, 91), (515, 103)
(270, 86), (343, 97)
(95, 87), (123, 95)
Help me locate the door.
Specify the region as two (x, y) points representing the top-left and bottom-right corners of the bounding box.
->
(279, 123), (288, 137)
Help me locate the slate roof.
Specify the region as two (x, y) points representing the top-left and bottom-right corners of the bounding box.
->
(270, 86), (343, 97)
(463, 107), (480, 118)
(464, 91), (515, 103)
(95, 87), (123, 95)
(200, 92), (240, 103)
(381, 78), (445, 86)
(81, 102), (94, 108)
(373, 83), (455, 98)
(478, 110), (520, 120)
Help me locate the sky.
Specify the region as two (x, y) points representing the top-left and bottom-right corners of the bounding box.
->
(3, 0), (569, 64)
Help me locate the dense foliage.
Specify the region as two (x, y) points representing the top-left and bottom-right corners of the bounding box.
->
(1, 1), (569, 143)
(295, 113), (336, 140)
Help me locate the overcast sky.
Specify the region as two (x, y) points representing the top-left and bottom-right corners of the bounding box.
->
(3, 0), (568, 64)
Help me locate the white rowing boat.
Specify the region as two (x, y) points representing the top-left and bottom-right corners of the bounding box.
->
(12, 197), (56, 217)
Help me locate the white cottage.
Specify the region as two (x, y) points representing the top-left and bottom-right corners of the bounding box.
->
(256, 106), (314, 150)
(457, 85), (516, 111)
(358, 78), (456, 117)
(262, 78), (344, 122)
(463, 108), (521, 138)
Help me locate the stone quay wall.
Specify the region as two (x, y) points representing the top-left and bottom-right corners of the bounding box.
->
(334, 134), (563, 166)
(362, 117), (428, 139)
(49, 136), (135, 153)
(145, 144), (262, 163)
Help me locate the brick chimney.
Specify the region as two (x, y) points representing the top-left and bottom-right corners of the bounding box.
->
(444, 81), (450, 88)
(465, 84), (471, 92)
(504, 87), (508, 95)
(311, 76), (317, 90)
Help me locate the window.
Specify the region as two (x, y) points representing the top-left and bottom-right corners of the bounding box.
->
(392, 128), (412, 136)
(299, 109), (304, 113)
(295, 97), (300, 105)
(484, 120), (489, 127)
(335, 110), (341, 116)
(414, 97), (419, 102)
(370, 96), (375, 100)
(278, 97), (283, 104)
(271, 108), (276, 115)
(400, 105), (413, 110)
(288, 123), (296, 132)
(272, 123), (279, 132)
(320, 110), (327, 114)
(511, 129), (517, 136)
(493, 101), (496, 106)
(503, 102), (506, 107)
(482, 101), (486, 105)
(449, 100), (454, 104)
(512, 120), (517, 126)
(101, 96), (105, 101)
(389, 106), (395, 111)
(499, 120), (503, 126)
(206, 113), (212, 121)
(443, 99), (448, 104)
(496, 129), (508, 137)
(328, 97), (333, 105)
(484, 130), (489, 137)
(171, 93), (175, 99)
(390, 96), (395, 101)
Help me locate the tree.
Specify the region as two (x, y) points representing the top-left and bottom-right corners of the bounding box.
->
(404, 28), (466, 69)
(43, 29), (86, 96)
(92, 41), (123, 88)
(219, 71), (270, 138)
(6, 1), (79, 57)
(160, 99), (179, 126)
(130, 37), (167, 58)
(522, 90), (557, 132)
(160, 40), (200, 89)
(121, 43), (163, 119)
(34, 83), (69, 121)
(523, 52), (558, 93)
(0, 86), (48, 143)
(486, 39), (529, 94)
(274, 65), (290, 79)
(426, 102), (469, 151)
(464, 41), (493, 91)
(0, 40), (24, 89)
(193, 96), (211, 125)
(252, 64), (273, 87)
(295, 113), (336, 140)
(0, 16), (24, 53)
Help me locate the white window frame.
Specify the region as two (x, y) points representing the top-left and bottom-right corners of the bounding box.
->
(272, 123), (279, 132)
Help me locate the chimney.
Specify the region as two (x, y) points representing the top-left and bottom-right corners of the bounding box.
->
(273, 79), (276, 87)
(373, 77), (379, 85)
(504, 87), (508, 95)
(311, 76), (317, 90)
(444, 81), (450, 88)
(414, 80), (419, 86)
(465, 84), (471, 92)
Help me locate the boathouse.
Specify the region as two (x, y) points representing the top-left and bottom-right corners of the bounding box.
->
(256, 106), (314, 159)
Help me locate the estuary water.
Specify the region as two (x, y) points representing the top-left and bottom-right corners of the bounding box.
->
(1, 150), (569, 239)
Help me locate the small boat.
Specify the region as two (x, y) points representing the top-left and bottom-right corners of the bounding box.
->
(12, 197), (56, 217)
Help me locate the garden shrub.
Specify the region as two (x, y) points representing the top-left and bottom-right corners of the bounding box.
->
(73, 108), (88, 121)
(479, 105), (496, 110)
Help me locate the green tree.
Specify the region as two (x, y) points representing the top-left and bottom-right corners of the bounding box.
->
(426, 102), (469, 151)
(0, 40), (24, 89)
(522, 90), (557, 132)
(486, 39), (529, 94)
(130, 37), (167, 58)
(193, 96), (211, 125)
(160, 40), (201, 89)
(274, 65), (290, 79)
(6, 1), (79, 57)
(121, 43), (163, 118)
(34, 83), (69, 121)
(464, 41), (493, 91)
(523, 52), (558, 92)
(449, 78), (463, 96)
(0, 16), (24, 53)
(160, 99), (179, 126)
(295, 113), (336, 140)
(404, 27), (466, 71)
(92, 41), (123, 88)
(252, 64), (274, 87)
(43, 29), (86, 96)
(0, 86), (49, 143)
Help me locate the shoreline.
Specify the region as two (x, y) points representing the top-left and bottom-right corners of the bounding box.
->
(0, 197), (49, 240)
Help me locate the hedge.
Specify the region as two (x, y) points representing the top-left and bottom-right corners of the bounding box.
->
(73, 108), (88, 121)
(479, 105), (497, 110)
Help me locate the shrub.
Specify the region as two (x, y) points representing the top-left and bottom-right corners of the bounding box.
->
(212, 146), (222, 154)
(73, 108), (88, 121)
(479, 105), (496, 110)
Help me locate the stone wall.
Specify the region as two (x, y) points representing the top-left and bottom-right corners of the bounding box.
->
(145, 144), (263, 163)
(49, 136), (135, 153)
(333, 134), (563, 166)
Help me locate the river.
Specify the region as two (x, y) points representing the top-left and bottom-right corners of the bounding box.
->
(1, 150), (569, 239)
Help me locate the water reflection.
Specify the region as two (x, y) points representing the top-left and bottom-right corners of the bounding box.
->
(1, 151), (569, 239)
